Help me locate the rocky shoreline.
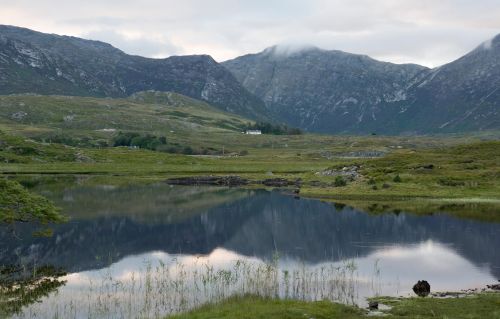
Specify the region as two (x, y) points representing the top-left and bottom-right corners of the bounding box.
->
(166, 175), (303, 188)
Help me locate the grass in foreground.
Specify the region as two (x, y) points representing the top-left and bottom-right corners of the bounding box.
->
(168, 294), (500, 319)
(167, 295), (363, 319)
(374, 293), (500, 318)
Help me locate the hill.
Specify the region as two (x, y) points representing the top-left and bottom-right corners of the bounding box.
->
(0, 25), (269, 120)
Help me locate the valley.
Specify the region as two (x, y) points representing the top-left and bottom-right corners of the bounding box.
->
(1, 23), (500, 319)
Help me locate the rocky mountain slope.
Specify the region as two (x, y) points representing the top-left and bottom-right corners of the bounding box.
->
(223, 46), (427, 133)
(0, 25), (268, 120)
(391, 35), (500, 133)
(1, 25), (499, 135)
(223, 37), (500, 134)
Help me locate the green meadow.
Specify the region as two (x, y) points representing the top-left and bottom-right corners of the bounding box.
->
(1, 93), (500, 222)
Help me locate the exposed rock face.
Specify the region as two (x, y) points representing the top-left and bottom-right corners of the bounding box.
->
(0, 25), (268, 120)
(413, 280), (431, 297)
(223, 36), (500, 134)
(223, 45), (427, 133)
(391, 35), (500, 133)
(316, 166), (360, 181)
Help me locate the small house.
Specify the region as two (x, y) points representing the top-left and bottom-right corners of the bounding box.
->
(245, 130), (262, 135)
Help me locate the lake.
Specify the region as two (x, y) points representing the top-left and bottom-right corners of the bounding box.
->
(1, 177), (499, 318)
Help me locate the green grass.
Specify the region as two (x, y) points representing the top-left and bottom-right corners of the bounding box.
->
(1, 93), (500, 221)
(0, 178), (64, 225)
(167, 295), (364, 319)
(373, 293), (500, 318)
(167, 294), (500, 319)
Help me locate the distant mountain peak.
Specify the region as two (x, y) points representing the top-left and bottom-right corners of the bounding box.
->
(262, 44), (321, 57)
(223, 34), (500, 134)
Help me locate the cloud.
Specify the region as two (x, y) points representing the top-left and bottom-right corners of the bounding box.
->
(83, 29), (181, 58)
(0, 0), (499, 67)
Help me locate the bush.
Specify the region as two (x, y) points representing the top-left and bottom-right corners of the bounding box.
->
(182, 146), (193, 155)
(438, 178), (465, 187)
(393, 174), (402, 183)
(334, 176), (347, 187)
(367, 178), (376, 185)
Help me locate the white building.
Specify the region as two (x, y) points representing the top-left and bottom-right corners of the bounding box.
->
(245, 130), (262, 135)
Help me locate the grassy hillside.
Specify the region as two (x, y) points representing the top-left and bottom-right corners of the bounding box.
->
(0, 92), (499, 221)
(0, 92), (251, 151)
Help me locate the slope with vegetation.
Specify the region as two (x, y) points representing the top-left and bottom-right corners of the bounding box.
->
(0, 25), (269, 120)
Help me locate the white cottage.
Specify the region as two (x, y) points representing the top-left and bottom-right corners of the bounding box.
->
(245, 130), (262, 135)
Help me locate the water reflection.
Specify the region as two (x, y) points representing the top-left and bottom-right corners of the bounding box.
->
(1, 181), (500, 318)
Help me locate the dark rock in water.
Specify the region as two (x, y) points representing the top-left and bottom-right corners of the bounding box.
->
(487, 283), (500, 290)
(166, 176), (248, 186)
(261, 178), (294, 187)
(413, 280), (431, 297)
(368, 301), (379, 310)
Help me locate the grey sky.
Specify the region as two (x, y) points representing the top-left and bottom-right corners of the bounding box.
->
(1, 0), (499, 67)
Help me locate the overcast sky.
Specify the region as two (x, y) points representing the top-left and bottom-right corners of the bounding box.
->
(1, 0), (499, 67)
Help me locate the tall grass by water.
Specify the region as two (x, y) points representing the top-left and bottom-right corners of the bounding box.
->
(8, 254), (368, 319)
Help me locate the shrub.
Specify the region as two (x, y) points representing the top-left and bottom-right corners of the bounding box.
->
(334, 176), (347, 187)
(393, 174), (402, 183)
(438, 178), (465, 187)
(182, 146), (194, 155)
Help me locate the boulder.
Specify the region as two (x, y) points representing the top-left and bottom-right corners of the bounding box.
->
(413, 280), (431, 297)
(368, 301), (378, 310)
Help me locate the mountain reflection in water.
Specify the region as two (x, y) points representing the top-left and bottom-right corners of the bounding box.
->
(1, 182), (499, 318)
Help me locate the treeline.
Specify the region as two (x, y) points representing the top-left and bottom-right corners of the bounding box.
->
(113, 132), (167, 150)
(112, 132), (241, 156)
(245, 122), (302, 135)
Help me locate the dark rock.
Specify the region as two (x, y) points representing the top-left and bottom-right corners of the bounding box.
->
(261, 178), (294, 187)
(368, 301), (379, 310)
(166, 176), (248, 187)
(413, 280), (431, 297)
(309, 180), (323, 187)
(487, 283), (500, 290)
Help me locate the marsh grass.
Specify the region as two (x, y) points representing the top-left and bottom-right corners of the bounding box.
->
(11, 257), (363, 319)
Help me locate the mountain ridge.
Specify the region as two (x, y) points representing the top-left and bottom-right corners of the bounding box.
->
(223, 34), (500, 134)
(1, 24), (500, 134)
(0, 24), (269, 121)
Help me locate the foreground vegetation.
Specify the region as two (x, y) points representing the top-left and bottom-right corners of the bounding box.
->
(168, 294), (500, 319)
(0, 179), (64, 225)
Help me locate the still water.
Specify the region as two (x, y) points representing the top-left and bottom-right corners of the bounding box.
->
(1, 179), (499, 318)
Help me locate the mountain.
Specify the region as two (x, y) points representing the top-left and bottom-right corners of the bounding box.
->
(223, 46), (428, 133)
(223, 38), (500, 134)
(2, 25), (499, 135)
(0, 25), (268, 120)
(389, 35), (500, 133)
